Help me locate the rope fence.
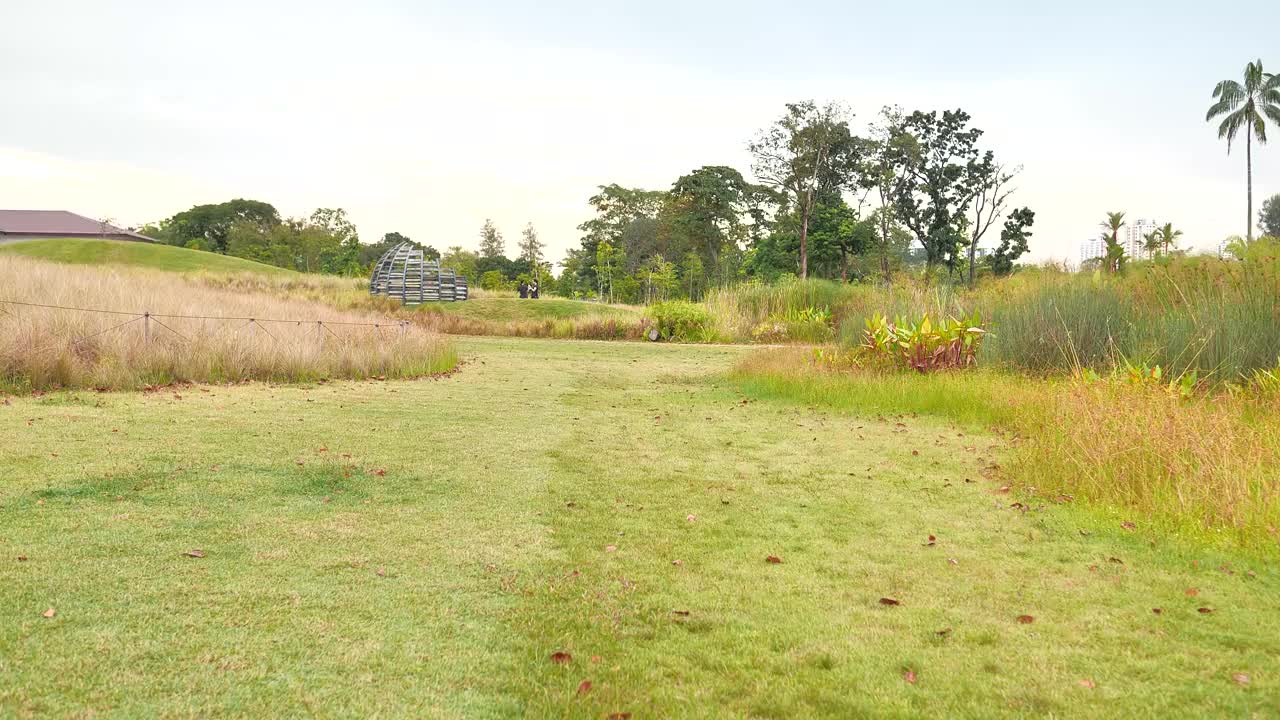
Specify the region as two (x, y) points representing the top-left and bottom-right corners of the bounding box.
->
(0, 299), (413, 347)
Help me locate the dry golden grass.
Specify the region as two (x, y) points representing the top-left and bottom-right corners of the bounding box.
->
(733, 346), (1280, 550)
(0, 257), (457, 391)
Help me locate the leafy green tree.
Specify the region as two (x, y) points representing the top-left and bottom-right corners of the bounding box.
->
(1259, 194), (1280, 237)
(889, 109), (993, 274)
(478, 219), (505, 258)
(479, 270), (507, 291)
(518, 223), (544, 284)
(1206, 60), (1280, 242)
(749, 101), (860, 278)
(641, 254), (678, 304)
(1101, 211), (1127, 273)
(660, 166), (770, 274)
(573, 185), (664, 288)
(163, 199), (281, 253)
(595, 241), (623, 303)
(681, 252), (705, 301)
(441, 246), (479, 282)
(987, 207), (1034, 276)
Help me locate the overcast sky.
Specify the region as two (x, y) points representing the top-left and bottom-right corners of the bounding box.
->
(3, 0), (1278, 265)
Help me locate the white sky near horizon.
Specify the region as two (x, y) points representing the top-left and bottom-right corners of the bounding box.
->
(2, 0), (1278, 266)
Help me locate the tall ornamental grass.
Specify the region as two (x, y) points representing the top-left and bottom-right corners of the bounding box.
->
(0, 257), (457, 391)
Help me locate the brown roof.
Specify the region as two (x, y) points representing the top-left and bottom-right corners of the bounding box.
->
(0, 210), (152, 241)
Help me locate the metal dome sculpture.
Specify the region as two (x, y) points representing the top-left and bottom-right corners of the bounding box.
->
(369, 242), (468, 305)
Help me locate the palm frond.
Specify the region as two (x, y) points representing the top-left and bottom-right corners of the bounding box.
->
(1218, 109), (1247, 150)
(1264, 104), (1280, 127)
(1212, 79), (1245, 103)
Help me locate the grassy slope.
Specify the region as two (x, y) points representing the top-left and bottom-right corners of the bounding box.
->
(1, 338), (1276, 718)
(419, 297), (639, 322)
(0, 238), (292, 275)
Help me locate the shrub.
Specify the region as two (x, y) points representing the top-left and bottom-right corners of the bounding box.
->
(646, 301), (718, 342)
(859, 312), (987, 372)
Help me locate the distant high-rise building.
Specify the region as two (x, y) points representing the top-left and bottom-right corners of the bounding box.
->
(1123, 218), (1160, 260)
(1080, 237), (1106, 264)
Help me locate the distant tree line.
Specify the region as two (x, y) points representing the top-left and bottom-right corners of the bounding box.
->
(554, 101), (1035, 303)
(141, 200), (436, 276)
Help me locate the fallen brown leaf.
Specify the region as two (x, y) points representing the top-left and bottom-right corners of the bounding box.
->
(686, 514), (697, 522)
(1152, 608), (1164, 615)
(671, 610), (690, 617)
(607, 714), (631, 720)
(765, 555), (782, 564)
(376, 567), (386, 577)
(1198, 607), (1214, 614)
(935, 628), (952, 638)
(1016, 615), (1035, 624)
(550, 651), (572, 665)
(577, 679), (593, 695)
(184, 549), (205, 559)
(42, 608), (56, 618)
(1185, 588), (1199, 597)
(903, 669), (917, 684)
(605, 545), (617, 553)
(1121, 521), (1136, 531)
(924, 535), (937, 547)
(879, 597), (901, 606)
(590, 655), (602, 664)
(16, 555), (27, 562)
(1232, 672), (1250, 686)
(1078, 679), (1096, 689)
(671, 559), (683, 566)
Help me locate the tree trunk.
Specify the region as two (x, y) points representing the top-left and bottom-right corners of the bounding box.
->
(879, 210), (891, 284)
(967, 236), (977, 287)
(1247, 132), (1254, 243)
(799, 188), (812, 279)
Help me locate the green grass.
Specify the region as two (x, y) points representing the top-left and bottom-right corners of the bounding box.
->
(0, 238), (293, 275)
(418, 297), (639, 322)
(2, 338), (1277, 717)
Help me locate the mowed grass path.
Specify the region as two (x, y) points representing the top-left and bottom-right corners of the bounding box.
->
(1, 338), (1276, 718)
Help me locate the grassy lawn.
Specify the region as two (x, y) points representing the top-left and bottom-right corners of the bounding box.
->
(418, 297), (639, 322)
(0, 238), (292, 275)
(2, 338), (1276, 718)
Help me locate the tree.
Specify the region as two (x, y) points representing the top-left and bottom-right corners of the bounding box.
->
(749, 101), (860, 279)
(518, 223), (544, 284)
(889, 109), (993, 274)
(1206, 60), (1280, 242)
(1260, 194), (1280, 237)
(1143, 230), (1162, 258)
(987, 207), (1034, 276)
(861, 108), (914, 283)
(479, 219), (505, 258)
(1151, 223), (1183, 256)
(1100, 211), (1127, 273)
(574, 185), (665, 289)
(441, 245), (479, 282)
(642, 254), (678, 304)
(681, 252), (705, 300)
(163, 199), (281, 253)
(661, 166), (770, 274)
(965, 164), (1019, 286)
(595, 241), (625, 304)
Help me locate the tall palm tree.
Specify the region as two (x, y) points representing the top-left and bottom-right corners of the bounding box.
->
(1100, 211), (1127, 272)
(1206, 60), (1280, 242)
(1154, 223), (1183, 256)
(1143, 230), (1163, 258)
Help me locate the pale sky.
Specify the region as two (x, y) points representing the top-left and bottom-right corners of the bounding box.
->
(3, 0), (1278, 265)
